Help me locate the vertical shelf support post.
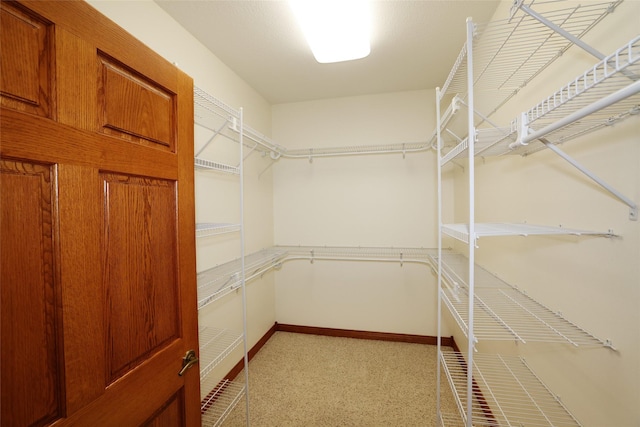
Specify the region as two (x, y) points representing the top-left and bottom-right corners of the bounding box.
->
(465, 17), (477, 427)
(435, 86), (443, 426)
(239, 108), (251, 426)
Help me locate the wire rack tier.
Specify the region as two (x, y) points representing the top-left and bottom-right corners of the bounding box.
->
(276, 245), (435, 264)
(441, 1), (620, 113)
(194, 157), (240, 175)
(199, 327), (244, 380)
(200, 379), (246, 427)
(440, 34), (639, 162)
(433, 253), (607, 347)
(194, 86), (244, 175)
(441, 222), (613, 245)
(281, 141), (431, 159)
(197, 248), (288, 309)
(196, 223), (241, 238)
(441, 351), (582, 427)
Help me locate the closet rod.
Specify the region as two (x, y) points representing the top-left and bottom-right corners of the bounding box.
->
(281, 255), (430, 266)
(514, 80), (640, 147)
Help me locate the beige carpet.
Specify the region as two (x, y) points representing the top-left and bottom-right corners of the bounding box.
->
(221, 331), (459, 426)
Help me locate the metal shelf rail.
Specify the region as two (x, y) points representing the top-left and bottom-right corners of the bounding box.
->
(195, 86), (434, 162)
(194, 157), (240, 175)
(276, 245), (435, 265)
(441, 222), (614, 246)
(196, 223), (241, 238)
(197, 248), (288, 310)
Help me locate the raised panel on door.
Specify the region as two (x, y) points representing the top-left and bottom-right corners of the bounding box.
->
(98, 54), (176, 151)
(0, 1), (199, 425)
(0, 1), (54, 118)
(143, 392), (186, 427)
(0, 159), (64, 427)
(103, 173), (180, 383)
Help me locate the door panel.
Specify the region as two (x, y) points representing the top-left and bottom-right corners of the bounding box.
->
(0, 2), (54, 118)
(103, 173), (180, 383)
(98, 56), (176, 150)
(0, 1), (199, 425)
(143, 392), (185, 427)
(0, 159), (64, 427)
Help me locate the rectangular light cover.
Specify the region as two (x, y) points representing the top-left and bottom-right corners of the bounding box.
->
(289, 0), (371, 64)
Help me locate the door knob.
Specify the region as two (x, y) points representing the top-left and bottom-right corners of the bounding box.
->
(178, 349), (199, 376)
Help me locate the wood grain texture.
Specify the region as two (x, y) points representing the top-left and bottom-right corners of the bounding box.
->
(56, 27), (97, 130)
(175, 63), (201, 427)
(103, 173), (179, 383)
(0, 159), (64, 426)
(57, 164), (105, 414)
(143, 392), (185, 427)
(21, 0), (178, 95)
(0, 1), (54, 118)
(0, 108), (177, 180)
(99, 55), (175, 150)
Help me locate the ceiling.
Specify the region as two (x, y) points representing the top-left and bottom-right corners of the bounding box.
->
(155, 0), (501, 104)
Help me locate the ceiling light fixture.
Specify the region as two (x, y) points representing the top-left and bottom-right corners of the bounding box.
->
(289, 0), (371, 64)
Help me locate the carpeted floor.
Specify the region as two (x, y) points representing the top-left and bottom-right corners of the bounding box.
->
(221, 331), (459, 426)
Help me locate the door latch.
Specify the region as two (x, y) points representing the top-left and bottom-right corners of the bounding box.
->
(178, 349), (199, 376)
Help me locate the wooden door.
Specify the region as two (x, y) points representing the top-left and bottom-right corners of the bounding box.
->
(0, 1), (200, 425)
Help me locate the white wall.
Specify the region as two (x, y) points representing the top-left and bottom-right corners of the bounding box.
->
(446, 1), (640, 426)
(87, 0), (276, 389)
(271, 90), (452, 336)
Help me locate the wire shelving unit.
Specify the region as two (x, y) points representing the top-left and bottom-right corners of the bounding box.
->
(194, 86), (250, 426)
(435, 1), (630, 426)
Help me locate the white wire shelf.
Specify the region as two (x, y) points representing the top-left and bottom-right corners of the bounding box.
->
(433, 253), (608, 347)
(442, 222), (614, 245)
(439, 412), (466, 427)
(201, 379), (245, 427)
(440, 127), (516, 165)
(276, 245), (435, 265)
(441, 1), (619, 116)
(197, 246), (437, 311)
(194, 157), (240, 175)
(195, 86), (285, 161)
(439, 29), (638, 163)
(281, 141), (431, 159)
(197, 248), (288, 310)
(441, 351), (582, 427)
(199, 327), (244, 380)
(196, 223), (241, 238)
